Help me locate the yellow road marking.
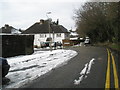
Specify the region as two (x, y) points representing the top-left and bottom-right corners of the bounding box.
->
(105, 49), (119, 89)
(111, 52), (119, 89)
(105, 49), (111, 89)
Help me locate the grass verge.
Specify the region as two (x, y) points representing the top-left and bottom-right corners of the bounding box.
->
(95, 42), (120, 52)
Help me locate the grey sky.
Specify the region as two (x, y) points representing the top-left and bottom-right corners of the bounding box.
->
(0, 0), (88, 30)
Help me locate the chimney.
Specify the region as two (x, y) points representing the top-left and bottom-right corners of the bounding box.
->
(56, 19), (59, 25)
(4, 24), (9, 29)
(40, 19), (44, 24)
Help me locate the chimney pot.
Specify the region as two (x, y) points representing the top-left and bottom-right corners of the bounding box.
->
(40, 19), (44, 24)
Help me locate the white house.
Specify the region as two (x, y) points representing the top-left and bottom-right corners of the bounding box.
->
(22, 19), (70, 47)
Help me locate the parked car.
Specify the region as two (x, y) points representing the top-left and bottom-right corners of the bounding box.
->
(84, 37), (90, 45)
(56, 42), (62, 46)
(0, 57), (10, 77)
(40, 42), (47, 48)
(51, 42), (55, 47)
(45, 42), (55, 47)
(51, 42), (62, 48)
(80, 38), (85, 42)
(45, 42), (50, 47)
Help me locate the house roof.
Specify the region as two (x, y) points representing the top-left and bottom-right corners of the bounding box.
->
(70, 32), (79, 36)
(0, 25), (12, 33)
(0, 24), (21, 34)
(22, 20), (69, 34)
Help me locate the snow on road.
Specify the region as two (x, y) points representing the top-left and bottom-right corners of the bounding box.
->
(74, 58), (95, 85)
(4, 49), (77, 88)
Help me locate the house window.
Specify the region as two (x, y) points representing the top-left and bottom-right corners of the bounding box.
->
(40, 34), (44, 38)
(56, 33), (61, 37)
(66, 33), (69, 38)
(45, 34), (46, 37)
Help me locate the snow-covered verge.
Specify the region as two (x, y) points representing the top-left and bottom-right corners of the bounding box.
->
(3, 49), (77, 88)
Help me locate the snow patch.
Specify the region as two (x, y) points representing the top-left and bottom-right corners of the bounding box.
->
(74, 58), (95, 85)
(86, 58), (95, 74)
(3, 49), (77, 88)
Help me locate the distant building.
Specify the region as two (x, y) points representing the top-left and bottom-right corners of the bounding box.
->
(69, 30), (79, 40)
(69, 30), (80, 45)
(22, 19), (70, 47)
(0, 24), (21, 34)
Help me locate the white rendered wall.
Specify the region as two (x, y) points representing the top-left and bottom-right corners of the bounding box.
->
(34, 33), (70, 46)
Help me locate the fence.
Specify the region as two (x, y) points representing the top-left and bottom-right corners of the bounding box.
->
(1, 34), (34, 58)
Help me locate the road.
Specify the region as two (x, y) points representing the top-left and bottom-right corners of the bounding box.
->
(21, 46), (119, 88)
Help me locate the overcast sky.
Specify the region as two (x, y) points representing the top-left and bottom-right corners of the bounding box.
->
(1, 0), (118, 30)
(0, 0), (88, 30)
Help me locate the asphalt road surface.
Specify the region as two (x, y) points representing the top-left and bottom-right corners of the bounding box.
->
(22, 46), (119, 88)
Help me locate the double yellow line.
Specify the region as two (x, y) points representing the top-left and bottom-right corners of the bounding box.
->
(105, 49), (119, 89)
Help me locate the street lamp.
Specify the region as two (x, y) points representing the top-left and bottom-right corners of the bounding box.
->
(46, 12), (52, 51)
(46, 12), (51, 18)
